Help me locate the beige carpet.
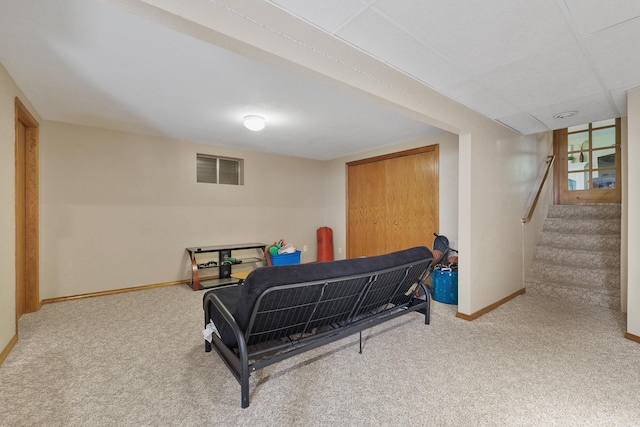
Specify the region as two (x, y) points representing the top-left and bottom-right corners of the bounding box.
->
(1, 284), (639, 426)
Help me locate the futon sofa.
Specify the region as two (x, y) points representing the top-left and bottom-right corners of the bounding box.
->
(203, 246), (433, 408)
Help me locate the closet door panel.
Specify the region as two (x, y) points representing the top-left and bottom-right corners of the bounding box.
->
(347, 160), (387, 257)
(385, 150), (438, 252)
(385, 155), (409, 252)
(347, 145), (438, 257)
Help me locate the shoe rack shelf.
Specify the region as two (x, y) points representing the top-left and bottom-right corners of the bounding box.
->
(185, 243), (266, 290)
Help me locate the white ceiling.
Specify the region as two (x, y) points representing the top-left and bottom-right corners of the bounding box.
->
(268, 0), (640, 134)
(1, 0), (639, 160)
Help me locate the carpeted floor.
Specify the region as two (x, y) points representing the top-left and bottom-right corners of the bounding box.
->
(1, 284), (639, 426)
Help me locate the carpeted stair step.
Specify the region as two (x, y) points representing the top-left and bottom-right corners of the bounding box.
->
(525, 278), (621, 310)
(542, 218), (621, 234)
(538, 231), (620, 251)
(546, 204), (621, 219)
(534, 246), (620, 268)
(529, 260), (620, 289)
(526, 204), (621, 310)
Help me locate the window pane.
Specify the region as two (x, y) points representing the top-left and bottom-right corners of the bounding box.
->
(594, 149), (616, 169)
(568, 131), (588, 152)
(592, 118), (616, 128)
(568, 171), (589, 191)
(592, 170), (615, 189)
(219, 158), (239, 185)
(592, 127), (615, 149)
(568, 123), (588, 132)
(197, 155), (217, 183)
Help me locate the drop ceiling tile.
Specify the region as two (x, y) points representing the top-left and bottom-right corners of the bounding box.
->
(266, 0), (365, 33)
(441, 79), (519, 120)
(584, 16), (640, 92)
(478, 42), (602, 111)
(529, 93), (617, 130)
(373, 0), (575, 77)
(335, 8), (469, 89)
(563, 0), (640, 36)
(495, 112), (549, 135)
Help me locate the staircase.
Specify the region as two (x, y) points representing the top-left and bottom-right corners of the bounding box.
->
(525, 204), (621, 310)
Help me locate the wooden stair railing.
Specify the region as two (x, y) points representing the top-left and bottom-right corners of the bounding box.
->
(522, 155), (555, 223)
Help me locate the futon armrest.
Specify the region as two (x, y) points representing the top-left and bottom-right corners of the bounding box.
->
(203, 292), (245, 349)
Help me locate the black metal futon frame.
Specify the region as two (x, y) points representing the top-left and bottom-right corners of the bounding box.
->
(203, 246), (433, 408)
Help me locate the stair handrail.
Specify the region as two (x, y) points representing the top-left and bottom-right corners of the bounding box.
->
(522, 155), (555, 223)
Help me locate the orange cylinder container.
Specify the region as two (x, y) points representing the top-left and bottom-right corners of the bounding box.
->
(317, 227), (333, 262)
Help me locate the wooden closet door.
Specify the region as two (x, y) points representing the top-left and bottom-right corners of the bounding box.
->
(385, 150), (438, 252)
(347, 145), (438, 257)
(347, 160), (387, 258)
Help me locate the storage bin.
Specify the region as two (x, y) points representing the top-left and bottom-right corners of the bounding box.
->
(430, 269), (458, 304)
(270, 250), (301, 266)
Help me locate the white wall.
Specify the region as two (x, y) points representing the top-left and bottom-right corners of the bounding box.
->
(521, 132), (555, 280)
(324, 131), (459, 259)
(459, 130), (549, 314)
(626, 89), (640, 337)
(620, 116), (628, 313)
(0, 64), (41, 355)
(0, 64), (17, 355)
(39, 121), (327, 298)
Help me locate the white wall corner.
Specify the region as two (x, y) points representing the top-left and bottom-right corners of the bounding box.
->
(625, 89), (640, 336)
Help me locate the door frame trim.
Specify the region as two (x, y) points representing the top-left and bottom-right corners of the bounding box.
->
(346, 145), (438, 166)
(15, 97), (40, 323)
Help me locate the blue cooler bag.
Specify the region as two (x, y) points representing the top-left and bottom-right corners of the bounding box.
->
(431, 269), (458, 304)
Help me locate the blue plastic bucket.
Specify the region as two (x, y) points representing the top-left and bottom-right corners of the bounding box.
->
(431, 269), (458, 304)
(270, 250), (301, 266)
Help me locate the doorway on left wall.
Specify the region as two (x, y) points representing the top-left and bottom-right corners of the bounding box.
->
(15, 97), (40, 324)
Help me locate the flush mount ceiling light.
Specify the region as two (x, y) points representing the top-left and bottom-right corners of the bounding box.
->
(553, 111), (578, 119)
(243, 115), (266, 131)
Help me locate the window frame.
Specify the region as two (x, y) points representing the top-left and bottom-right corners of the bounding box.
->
(554, 117), (621, 204)
(196, 154), (244, 186)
